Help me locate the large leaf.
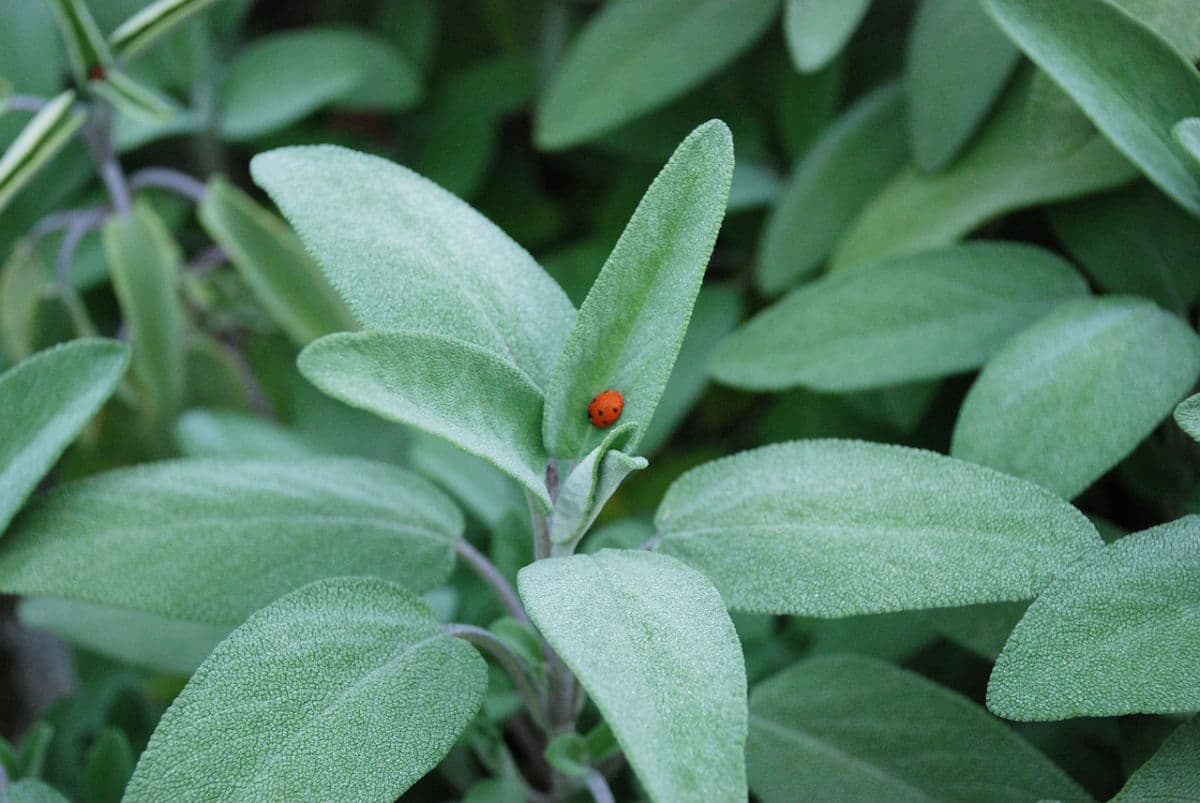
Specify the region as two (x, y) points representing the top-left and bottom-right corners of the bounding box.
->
(0, 339), (127, 534)
(542, 120), (732, 459)
(655, 440), (1102, 616)
(906, 0), (1020, 171)
(124, 578), (486, 801)
(783, 0), (871, 73)
(252, 145), (575, 390)
(756, 83), (907, 294)
(716, 242), (1087, 392)
(988, 516), (1200, 721)
(299, 330), (551, 508)
(952, 296), (1200, 500)
(519, 550), (747, 803)
(748, 656), (1088, 802)
(1112, 715), (1200, 801)
(0, 457), (462, 624)
(982, 0), (1200, 216)
(535, 0), (777, 149)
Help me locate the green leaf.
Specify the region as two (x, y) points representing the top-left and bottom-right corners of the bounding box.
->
(0, 339), (128, 535)
(518, 549), (747, 803)
(102, 203), (187, 421)
(951, 296), (1200, 500)
(549, 423), (647, 552)
(988, 516), (1200, 721)
(124, 578), (486, 802)
(7, 780), (69, 803)
(1112, 715), (1200, 801)
(80, 727), (133, 803)
(1177, 117), (1200, 168)
(656, 440), (1102, 616)
(252, 145), (575, 390)
(982, 0), (1200, 216)
(717, 242), (1087, 392)
(542, 120), (733, 459)
(906, 0), (1020, 171)
(109, 0), (220, 60)
(1174, 393), (1200, 444)
(0, 457), (462, 624)
(299, 331), (551, 509)
(16, 723), (51, 779)
(783, 0), (871, 73)
(174, 408), (315, 459)
(89, 69), (177, 123)
(198, 177), (355, 346)
(46, 0), (111, 82)
(407, 431), (524, 532)
(748, 656), (1089, 802)
(543, 733), (592, 779)
(756, 83), (907, 294)
(535, 0), (777, 149)
(0, 90), (86, 216)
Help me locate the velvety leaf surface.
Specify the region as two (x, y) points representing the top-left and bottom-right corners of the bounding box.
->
(982, 0), (1200, 215)
(174, 408), (315, 459)
(124, 578), (486, 802)
(715, 242), (1087, 392)
(783, 0), (871, 73)
(0, 339), (127, 534)
(518, 549), (747, 803)
(299, 330), (551, 508)
(748, 656), (1088, 802)
(1175, 393), (1200, 444)
(988, 516), (1200, 721)
(1112, 715), (1200, 801)
(252, 145), (575, 390)
(549, 424), (647, 551)
(543, 121), (732, 458)
(656, 440), (1102, 616)
(7, 780), (70, 803)
(0, 457), (462, 623)
(535, 0), (776, 149)
(952, 297), (1200, 500)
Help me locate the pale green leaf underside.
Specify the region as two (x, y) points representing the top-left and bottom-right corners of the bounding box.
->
(0, 339), (128, 535)
(783, 0), (871, 73)
(988, 516), (1200, 721)
(1112, 715), (1200, 801)
(748, 656), (1088, 802)
(0, 457), (462, 624)
(124, 578), (486, 802)
(8, 779), (70, 803)
(519, 550), (747, 803)
(1175, 393), (1200, 444)
(656, 439), (1102, 617)
(952, 296), (1200, 500)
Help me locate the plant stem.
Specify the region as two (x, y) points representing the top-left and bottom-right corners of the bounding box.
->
(529, 492), (552, 560)
(444, 623), (549, 730)
(3, 94), (49, 113)
(82, 104), (131, 214)
(583, 770), (616, 803)
(129, 167), (209, 203)
(454, 538), (530, 626)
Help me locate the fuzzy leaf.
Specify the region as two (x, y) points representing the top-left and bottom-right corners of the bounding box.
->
(109, 0), (221, 60)
(783, 0), (872, 73)
(174, 409), (315, 459)
(124, 578), (486, 802)
(549, 424), (647, 551)
(1175, 393), (1200, 444)
(1112, 715), (1200, 801)
(7, 780), (69, 803)
(0, 90), (86, 216)
(656, 440), (1102, 616)
(1177, 117), (1200, 166)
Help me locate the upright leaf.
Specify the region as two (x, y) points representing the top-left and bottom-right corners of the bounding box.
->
(252, 145), (575, 390)
(1174, 393), (1200, 443)
(0, 457), (462, 624)
(109, 0), (222, 61)
(1176, 117), (1200, 167)
(80, 727), (133, 803)
(88, 69), (177, 123)
(0, 90), (86, 215)
(535, 0), (777, 149)
(656, 440), (1102, 616)
(988, 516), (1200, 721)
(1112, 715), (1200, 801)
(46, 0), (110, 82)
(519, 550), (747, 803)
(124, 578), (486, 802)
(542, 120), (733, 459)
(952, 297), (1200, 499)
(0, 339), (128, 534)
(783, 0), (871, 73)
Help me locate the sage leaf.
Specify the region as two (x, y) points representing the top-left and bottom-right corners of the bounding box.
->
(535, 0), (777, 149)
(988, 516), (1200, 721)
(543, 120), (733, 459)
(1176, 117), (1200, 167)
(748, 656), (1089, 802)
(656, 440), (1102, 616)
(0, 90), (86, 215)
(46, 0), (110, 82)
(783, 0), (871, 73)
(88, 69), (176, 123)
(0, 457), (462, 624)
(518, 549), (747, 803)
(299, 330), (551, 509)
(124, 578), (486, 801)
(952, 297), (1200, 500)
(109, 0), (221, 61)
(252, 145), (575, 390)
(7, 780), (69, 803)
(0, 339), (128, 534)
(1174, 393), (1200, 444)
(716, 242), (1087, 392)
(407, 432), (525, 532)
(174, 408), (316, 459)
(1112, 715), (1200, 801)
(549, 423), (647, 552)
(81, 727), (133, 803)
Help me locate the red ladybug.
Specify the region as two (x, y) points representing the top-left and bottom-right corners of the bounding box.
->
(587, 389), (624, 429)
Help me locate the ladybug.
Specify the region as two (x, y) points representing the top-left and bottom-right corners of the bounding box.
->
(587, 389), (624, 429)
(87, 64), (107, 82)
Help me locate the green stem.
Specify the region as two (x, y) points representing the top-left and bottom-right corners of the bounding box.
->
(445, 623), (550, 731)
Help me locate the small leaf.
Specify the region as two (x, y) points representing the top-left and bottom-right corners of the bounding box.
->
(0, 339), (128, 535)
(17, 723), (51, 779)
(543, 120), (733, 459)
(783, 0), (872, 73)
(982, 0), (1200, 215)
(543, 733), (592, 779)
(7, 780), (69, 803)
(1112, 715), (1200, 801)
(748, 656), (1089, 802)
(124, 578), (486, 802)
(0, 90), (86, 216)
(518, 550), (747, 803)
(0, 457), (462, 624)
(535, 0), (777, 149)
(299, 330), (551, 509)
(952, 297), (1200, 500)
(549, 423), (647, 551)
(80, 727), (133, 803)
(656, 440), (1102, 617)
(252, 145), (575, 390)
(46, 0), (111, 82)
(109, 0), (221, 61)
(717, 242), (1087, 392)
(89, 69), (177, 123)
(988, 516), (1200, 721)
(1174, 393), (1200, 443)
